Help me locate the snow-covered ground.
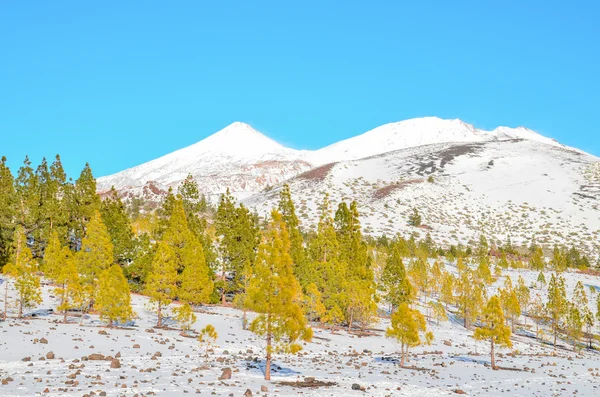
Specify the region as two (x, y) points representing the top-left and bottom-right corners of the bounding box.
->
(1, 267), (600, 397)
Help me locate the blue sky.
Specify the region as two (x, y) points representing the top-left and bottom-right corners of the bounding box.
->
(1, 1), (598, 178)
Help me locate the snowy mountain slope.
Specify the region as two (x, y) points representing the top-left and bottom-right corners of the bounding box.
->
(97, 122), (313, 201)
(307, 117), (564, 164)
(97, 117), (573, 205)
(244, 139), (600, 256)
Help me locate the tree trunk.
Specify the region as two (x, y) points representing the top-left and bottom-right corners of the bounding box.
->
(265, 313), (272, 381)
(242, 309), (247, 330)
(490, 338), (496, 369)
(3, 282), (8, 321)
(400, 343), (405, 368)
(221, 271), (226, 305)
(348, 311), (354, 332)
(18, 296), (23, 319)
(157, 303), (162, 328)
(553, 324), (557, 349)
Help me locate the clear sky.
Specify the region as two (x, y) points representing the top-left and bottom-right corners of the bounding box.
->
(1, 1), (598, 178)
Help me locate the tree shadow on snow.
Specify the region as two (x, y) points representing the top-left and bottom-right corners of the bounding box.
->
(244, 358), (301, 378)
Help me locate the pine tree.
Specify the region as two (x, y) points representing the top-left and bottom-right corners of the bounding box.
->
(215, 189), (258, 303)
(4, 227), (43, 318)
(565, 303), (583, 351)
(14, 156), (40, 236)
(278, 184), (306, 279)
(0, 157), (17, 269)
(77, 211), (114, 302)
(54, 252), (82, 323)
(95, 265), (134, 327)
(456, 269), (485, 328)
(473, 295), (512, 370)
(408, 207), (422, 227)
(178, 237), (213, 306)
(529, 292), (546, 340)
(145, 241), (178, 327)
(546, 273), (568, 348)
(70, 163), (101, 244)
(529, 247), (545, 270)
(173, 303), (197, 333)
(44, 231), (82, 322)
(516, 276), (531, 325)
(499, 278), (521, 331)
(386, 303), (427, 367)
(440, 272), (455, 309)
(245, 210), (312, 381)
(302, 282), (327, 323)
(100, 187), (134, 266)
(381, 246), (414, 312)
(198, 324), (218, 360)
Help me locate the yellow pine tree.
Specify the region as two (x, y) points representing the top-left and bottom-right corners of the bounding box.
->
(4, 227), (42, 318)
(173, 303), (197, 333)
(95, 265), (134, 327)
(245, 210), (313, 381)
(54, 253), (82, 324)
(386, 302), (427, 368)
(474, 295), (512, 369)
(546, 273), (568, 348)
(43, 231), (82, 322)
(178, 237), (213, 306)
(499, 278), (521, 331)
(77, 211), (114, 301)
(145, 241), (178, 327)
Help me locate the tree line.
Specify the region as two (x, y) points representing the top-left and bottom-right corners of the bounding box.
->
(1, 155), (599, 377)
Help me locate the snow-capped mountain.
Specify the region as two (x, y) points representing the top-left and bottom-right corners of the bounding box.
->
(97, 122), (313, 202)
(244, 139), (600, 255)
(308, 117), (562, 164)
(98, 117), (570, 201)
(98, 117), (600, 255)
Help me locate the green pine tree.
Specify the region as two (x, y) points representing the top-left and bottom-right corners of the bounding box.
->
(245, 210), (312, 381)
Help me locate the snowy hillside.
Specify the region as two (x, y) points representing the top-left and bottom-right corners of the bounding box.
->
(244, 139), (600, 256)
(1, 267), (600, 396)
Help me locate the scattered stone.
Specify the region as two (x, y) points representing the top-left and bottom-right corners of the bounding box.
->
(132, 344), (140, 349)
(39, 338), (48, 344)
(261, 385), (268, 392)
(219, 368), (232, 380)
(454, 390), (467, 395)
(88, 354), (106, 361)
(352, 383), (362, 391)
(46, 351), (55, 360)
(110, 359), (121, 369)
(244, 389), (252, 397)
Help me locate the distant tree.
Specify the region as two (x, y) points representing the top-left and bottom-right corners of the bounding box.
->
(381, 246), (414, 313)
(499, 278), (521, 331)
(546, 273), (568, 348)
(516, 276), (531, 325)
(565, 303), (583, 351)
(473, 295), (512, 370)
(408, 207), (422, 227)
